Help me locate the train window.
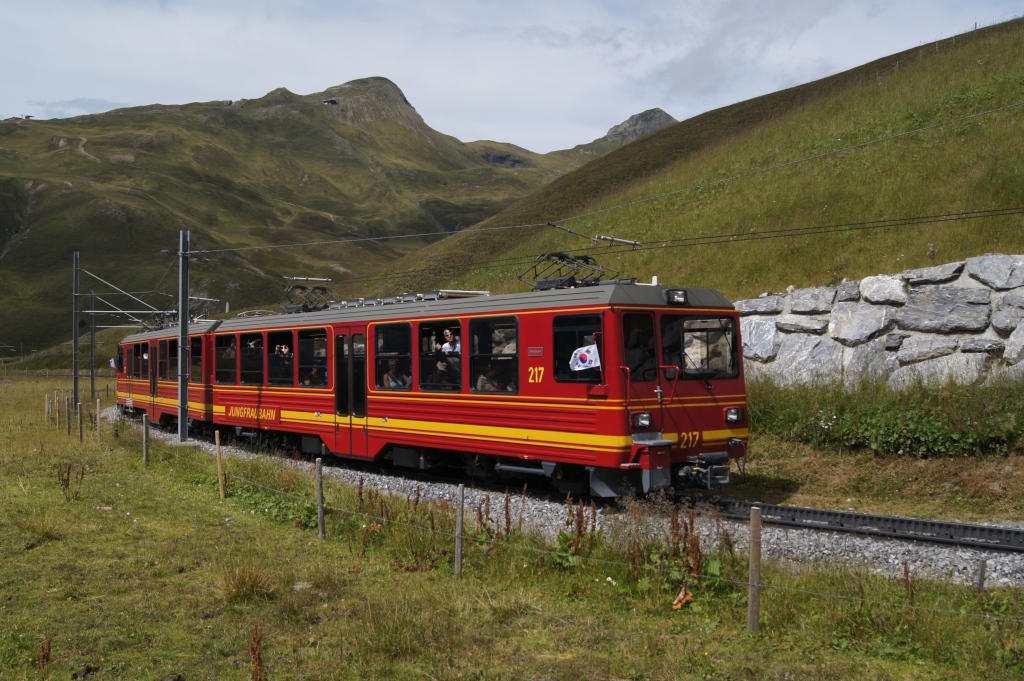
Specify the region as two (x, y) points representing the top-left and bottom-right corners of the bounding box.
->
(267, 330), (295, 386)
(470, 317), (518, 393)
(158, 340), (178, 381)
(116, 346), (124, 373)
(240, 333), (264, 385)
(375, 324), (411, 390)
(190, 336), (202, 383)
(353, 333), (367, 417)
(661, 316), (738, 381)
(298, 328), (328, 387)
(419, 320), (461, 391)
(215, 335), (237, 384)
(553, 314), (602, 383)
(622, 314), (656, 382)
(133, 342), (146, 379)
(126, 346), (134, 377)
(167, 339), (178, 381)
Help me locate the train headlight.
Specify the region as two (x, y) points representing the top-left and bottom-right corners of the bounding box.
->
(631, 411), (653, 429)
(724, 407), (745, 423)
(665, 289), (687, 305)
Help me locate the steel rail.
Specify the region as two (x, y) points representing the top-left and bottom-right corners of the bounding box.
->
(716, 499), (1024, 553)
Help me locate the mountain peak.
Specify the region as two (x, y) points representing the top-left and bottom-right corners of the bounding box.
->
(601, 108), (677, 144)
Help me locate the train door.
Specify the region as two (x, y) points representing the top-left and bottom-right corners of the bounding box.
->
(334, 327), (368, 458)
(620, 312), (666, 432)
(149, 342), (158, 401)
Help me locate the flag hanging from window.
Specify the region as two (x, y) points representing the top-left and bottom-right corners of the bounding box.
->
(569, 344), (601, 371)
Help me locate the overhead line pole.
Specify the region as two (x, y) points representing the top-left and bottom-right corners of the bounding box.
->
(177, 230), (190, 442)
(90, 291), (96, 400)
(72, 252), (80, 407)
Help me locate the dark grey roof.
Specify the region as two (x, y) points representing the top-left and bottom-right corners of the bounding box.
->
(120, 284), (734, 342)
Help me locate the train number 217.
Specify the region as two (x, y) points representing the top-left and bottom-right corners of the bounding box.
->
(528, 367), (545, 383)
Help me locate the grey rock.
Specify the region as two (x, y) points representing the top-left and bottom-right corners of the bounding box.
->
(992, 307), (1024, 336)
(742, 359), (771, 383)
(1004, 325), (1024, 365)
(829, 303), (896, 346)
(896, 336), (959, 364)
(888, 353), (988, 390)
(986, 361), (1024, 385)
(770, 334), (843, 386)
(790, 287), (837, 314)
(996, 290), (1024, 311)
(960, 338), (1004, 353)
(900, 261), (965, 285)
(734, 296), (785, 316)
(844, 340), (898, 388)
(860, 275), (907, 305)
(883, 333), (909, 350)
(967, 254), (1024, 290)
(836, 280), (861, 302)
(775, 314), (829, 334)
(894, 287), (991, 333)
(740, 317), (780, 361)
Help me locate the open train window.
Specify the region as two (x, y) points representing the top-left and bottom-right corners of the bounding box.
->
(116, 346), (124, 373)
(553, 314), (602, 383)
(190, 336), (202, 383)
(267, 330), (294, 386)
(215, 335), (237, 384)
(470, 316), (518, 393)
(298, 328), (328, 387)
(419, 320), (461, 391)
(240, 333), (264, 385)
(661, 316), (738, 381)
(622, 314), (656, 382)
(375, 323), (411, 390)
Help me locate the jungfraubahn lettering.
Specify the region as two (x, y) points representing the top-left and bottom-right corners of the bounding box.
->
(226, 405), (279, 422)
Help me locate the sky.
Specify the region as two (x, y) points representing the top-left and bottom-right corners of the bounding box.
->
(3, 0), (1022, 153)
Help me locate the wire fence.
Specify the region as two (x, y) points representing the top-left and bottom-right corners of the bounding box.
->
(97, 413), (1024, 628)
(32, 391), (1024, 629)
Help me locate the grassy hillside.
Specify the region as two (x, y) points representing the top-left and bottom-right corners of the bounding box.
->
(361, 19), (1024, 301)
(0, 77), (602, 352)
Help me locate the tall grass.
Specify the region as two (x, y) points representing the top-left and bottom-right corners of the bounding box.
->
(749, 375), (1024, 457)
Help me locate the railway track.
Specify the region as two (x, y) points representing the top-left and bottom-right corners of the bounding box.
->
(134, 414), (1024, 555)
(715, 499), (1024, 554)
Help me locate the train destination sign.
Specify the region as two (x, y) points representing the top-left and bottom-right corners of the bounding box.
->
(225, 405), (280, 423)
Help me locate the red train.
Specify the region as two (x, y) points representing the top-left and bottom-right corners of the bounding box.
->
(116, 281), (748, 496)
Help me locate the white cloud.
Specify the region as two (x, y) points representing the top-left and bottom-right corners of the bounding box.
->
(1, 0), (1021, 151)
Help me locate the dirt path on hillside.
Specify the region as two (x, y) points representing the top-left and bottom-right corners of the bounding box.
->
(75, 138), (101, 164)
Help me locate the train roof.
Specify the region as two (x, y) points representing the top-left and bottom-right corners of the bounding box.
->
(118, 283), (735, 343)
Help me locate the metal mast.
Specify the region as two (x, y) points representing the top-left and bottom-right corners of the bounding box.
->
(177, 231), (190, 441)
(73, 252), (80, 406)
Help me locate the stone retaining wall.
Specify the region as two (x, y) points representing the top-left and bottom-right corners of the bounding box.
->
(735, 254), (1024, 388)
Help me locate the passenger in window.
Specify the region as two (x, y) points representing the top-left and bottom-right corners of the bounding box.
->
(223, 342), (236, 359)
(302, 366), (326, 386)
(477, 366), (502, 391)
(436, 329), (460, 355)
(385, 359), (410, 387)
(426, 361), (450, 385)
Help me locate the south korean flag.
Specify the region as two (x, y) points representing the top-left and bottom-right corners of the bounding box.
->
(569, 344), (601, 371)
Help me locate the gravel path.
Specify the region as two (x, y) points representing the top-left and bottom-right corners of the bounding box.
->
(106, 408), (1024, 588)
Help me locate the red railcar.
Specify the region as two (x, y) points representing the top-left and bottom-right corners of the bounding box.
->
(116, 282), (748, 496)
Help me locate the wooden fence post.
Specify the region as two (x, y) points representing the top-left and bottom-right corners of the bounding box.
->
(316, 458), (325, 540)
(748, 506), (762, 634)
(77, 403), (83, 443)
(977, 559), (987, 589)
(45, 395), (50, 425)
(96, 399), (101, 446)
(215, 430), (225, 501)
(65, 396), (71, 435)
(54, 391), (59, 427)
(142, 413), (149, 466)
(455, 484), (465, 578)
